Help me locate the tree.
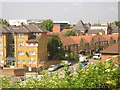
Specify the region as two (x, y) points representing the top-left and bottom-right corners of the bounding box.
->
(64, 26), (71, 29)
(0, 18), (9, 26)
(1, 55), (120, 88)
(114, 21), (120, 28)
(47, 34), (65, 60)
(64, 30), (77, 36)
(40, 19), (53, 32)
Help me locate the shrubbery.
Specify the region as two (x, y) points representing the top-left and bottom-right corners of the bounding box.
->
(1, 55), (120, 88)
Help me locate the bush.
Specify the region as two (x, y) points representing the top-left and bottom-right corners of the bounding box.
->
(69, 53), (79, 61)
(96, 57), (101, 60)
(23, 65), (28, 68)
(1, 55), (120, 88)
(3, 65), (10, 67)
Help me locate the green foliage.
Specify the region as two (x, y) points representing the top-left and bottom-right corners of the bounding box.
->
(96, 57), (101, 60)
(23, 64), (28, 68)
(85, 54), (93, 59)
(3, 65), (10, 67)
(0, 18), (9, 26)
(64, 30), (77, 36)
(114, 21), (120, 28)
(48, 34), (65, 60)
(64, 26), (71, 29)
(40, 19), (53, 32)
(69, 53), (79, 61)
(1, 55), (120, 88)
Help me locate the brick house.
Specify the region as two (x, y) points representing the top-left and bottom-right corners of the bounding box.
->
(100, 42), (120, 67)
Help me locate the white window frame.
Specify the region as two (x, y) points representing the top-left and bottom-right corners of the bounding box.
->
(28, 60), (32, 64)
(17, 60), (20, 64)
(0, 60), (4, 64)
(18, 42), (24, 46)
(0, 42), (3, 46)
(18, 34), (24, 38)
(18, 51), (24, 56)
(22, 60), (26, 64)
(0, 51), (3, 55)
(29, 51), (36, 56)
(33, 60), (36, 64)
(26, 43), (38, 47)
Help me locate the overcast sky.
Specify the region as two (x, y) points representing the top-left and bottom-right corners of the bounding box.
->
(0, 0), (119, 24)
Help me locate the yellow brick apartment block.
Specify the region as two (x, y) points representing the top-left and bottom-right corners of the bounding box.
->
(13, 25), (48, 67)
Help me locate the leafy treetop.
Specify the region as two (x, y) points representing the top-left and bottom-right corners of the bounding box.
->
(40, 19), (53, 32)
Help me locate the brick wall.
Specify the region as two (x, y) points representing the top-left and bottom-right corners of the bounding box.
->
(0, 68), (37, 76)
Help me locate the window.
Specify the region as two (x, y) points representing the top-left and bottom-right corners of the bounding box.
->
(18, 42), (24, 46)
(0, 42), (2, 46)
(29, 51), (36, 56)
(26, 43), (38, 46)
(22, 60), (26, 64)
(17, 60), (20, 64)
(0, 51), (3, 55)
(33, 61), (36, 64)
(18, 34), (24, 38)
(28, 60), (32, 64)
(18, 51), (24, 56)
(0, 60), (4, 63)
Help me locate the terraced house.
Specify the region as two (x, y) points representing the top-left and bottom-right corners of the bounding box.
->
(60, 34), (119, 55)
(0, 25), (11, 66)
(11, 24), (48, 67)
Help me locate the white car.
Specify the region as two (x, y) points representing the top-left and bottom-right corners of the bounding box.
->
(79, 56), (87, 62)
(60, 61), (71, 66)
(48, 65), (58, 71)
(93, 53), (101, 59)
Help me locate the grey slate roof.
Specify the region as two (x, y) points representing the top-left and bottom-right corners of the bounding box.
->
(10, 24), (48, 33)
(0, 25), (10, 33)
(26, 35), (41, 42)
(112, 29), (120, 33)
(25, 24), (48, 32)
(10, 26), (30, 33)
(86, 23), (91, 28)
(72, 20), (88, 31)
(111, 23), (118, 29)
(87, 29), (104, 34)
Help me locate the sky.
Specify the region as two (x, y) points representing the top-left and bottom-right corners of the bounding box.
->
(0, 0), (119, 24)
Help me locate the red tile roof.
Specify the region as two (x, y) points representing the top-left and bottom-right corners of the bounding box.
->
(101, 42), (119, 54)
(80, 35), (93, 43)
(60, 36), (82, 46)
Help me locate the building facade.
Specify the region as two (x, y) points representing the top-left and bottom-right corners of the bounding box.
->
(11, 24), (48, 67)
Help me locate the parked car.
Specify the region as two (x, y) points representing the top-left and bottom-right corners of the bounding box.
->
(93, 53), (101, 59)
(56, 63), (62, 68)
(79, 56), (87, 62)
(48, 65), (58, 71)
(60, 61), (72, 66)
(80, 62), (88, 67)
